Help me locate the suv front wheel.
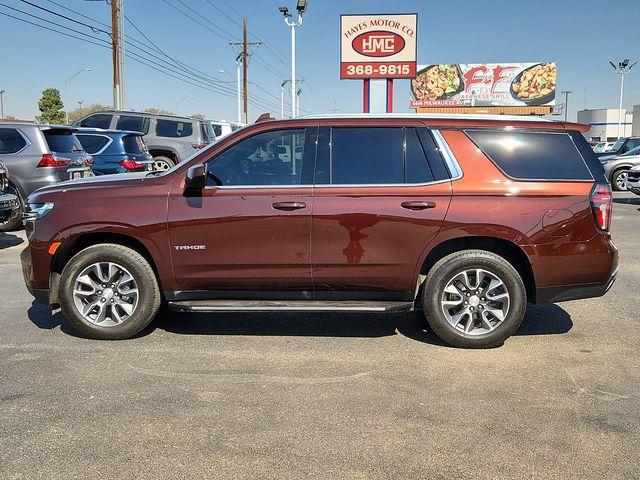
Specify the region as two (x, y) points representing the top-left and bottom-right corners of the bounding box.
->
(59, 244), (161, 339)
(422, 250), (526, 348)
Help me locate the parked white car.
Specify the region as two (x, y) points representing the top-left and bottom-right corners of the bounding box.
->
(593, 141), (615, 153)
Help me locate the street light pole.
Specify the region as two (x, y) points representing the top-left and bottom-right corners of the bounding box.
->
(279, 1), (306, 118)
(296, 88), (302, 117)
(561, 90), (572, 122)
(609, 59), (637, 138)
(0, 90), (5, 121)
(280, 80), (291, 119)
(64, 68), (91, 124)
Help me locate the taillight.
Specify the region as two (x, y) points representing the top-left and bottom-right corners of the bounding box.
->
(191, 143), (206, 149)
(119, 159), (145, 170)
(37, 154), (70, 167)
(590, 183), (612, 232)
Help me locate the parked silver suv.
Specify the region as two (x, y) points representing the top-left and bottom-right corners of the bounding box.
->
(0, 123), (93, 230)
(601, 145), (640, 191)
(74, 110), (214, 171)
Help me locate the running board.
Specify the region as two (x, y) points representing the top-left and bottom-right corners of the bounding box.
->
(167, 299), (414, 313)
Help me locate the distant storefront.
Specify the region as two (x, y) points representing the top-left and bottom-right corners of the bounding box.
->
(577, 108), (633, 142)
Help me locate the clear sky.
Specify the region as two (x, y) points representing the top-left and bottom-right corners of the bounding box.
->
(0, 0), (639, 122)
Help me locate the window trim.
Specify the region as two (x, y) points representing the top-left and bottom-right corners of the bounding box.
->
(463, 128), (594, 183)
(431, 130), (463, 181)
(0, 128), (31, 155)
(75, 133), (113, 155)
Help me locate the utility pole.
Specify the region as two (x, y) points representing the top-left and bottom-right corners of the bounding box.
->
(561, 90), (572, 122)
(117, 0), (126, 109)
(242, 19), (248, 124)
(230, 21), (260, 124)
(111, 0), (120, 109)
(0, 90), (5, 121)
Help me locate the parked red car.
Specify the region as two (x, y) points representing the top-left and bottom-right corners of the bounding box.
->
(21, 114), (617, 347)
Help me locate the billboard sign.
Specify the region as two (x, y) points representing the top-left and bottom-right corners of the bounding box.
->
(410, 62), (556, 108)
(340, 14), (417, 79)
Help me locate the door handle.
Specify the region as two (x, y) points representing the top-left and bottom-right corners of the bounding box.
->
(272, 201), (307, 211)
(401, 201), (437, 211)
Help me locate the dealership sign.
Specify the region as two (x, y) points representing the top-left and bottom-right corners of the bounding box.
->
(340, 14), (417, 79)
(410, 62), (557, 108)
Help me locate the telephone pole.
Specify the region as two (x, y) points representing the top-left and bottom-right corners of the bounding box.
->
(229, 20), (260, 124)
(111, 0), (120, 109)
(117, 0), (126, 109)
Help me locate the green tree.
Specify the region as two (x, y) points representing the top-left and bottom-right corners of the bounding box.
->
(190, 113), (206, 120)
(144, 107), (175, 116)
(36, 88), (65, 124)
(67, 104), (111, 124)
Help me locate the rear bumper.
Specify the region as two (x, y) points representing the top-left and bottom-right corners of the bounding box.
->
(536, 266), (618, 303)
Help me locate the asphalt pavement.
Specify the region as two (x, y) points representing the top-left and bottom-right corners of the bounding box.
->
(1, 192), (639, 479)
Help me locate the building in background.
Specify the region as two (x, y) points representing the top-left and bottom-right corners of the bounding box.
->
(577, 108), (633, 142)
(633, 105), (640, 136)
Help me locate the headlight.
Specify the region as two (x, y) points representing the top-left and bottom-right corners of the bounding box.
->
(23, 202), (54, 222)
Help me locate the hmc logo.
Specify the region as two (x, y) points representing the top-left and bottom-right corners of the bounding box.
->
(352, 30), (405, 57)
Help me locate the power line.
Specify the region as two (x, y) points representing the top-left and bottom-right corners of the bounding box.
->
(17, 0), (109, 35)
(159, 0), (231, 41)
(0, 6), (281, 114)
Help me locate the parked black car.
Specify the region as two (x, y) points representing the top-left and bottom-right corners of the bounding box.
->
(0, 160), (19, 224)
(75, 128), (153, 175)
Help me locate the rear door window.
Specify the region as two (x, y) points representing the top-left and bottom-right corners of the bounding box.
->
(465, 130), (593, 181)
(116, 115), (150, 134)
(330, 127), (404, 185)
(0, 128), (27, 154)
(156, 119), (193, 138)
(76, 134), (111, 154)
(79, 114), (113, 129)
(44, 130), (84, 154)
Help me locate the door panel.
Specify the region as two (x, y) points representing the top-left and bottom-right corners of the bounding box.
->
(312, 185), (450, 293)
(167, 188), (312, 291)
(167, 127), (316, 292)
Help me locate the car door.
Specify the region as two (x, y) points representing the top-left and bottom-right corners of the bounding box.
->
(167, 126), (316, 293)
(311, 125), (452, 297)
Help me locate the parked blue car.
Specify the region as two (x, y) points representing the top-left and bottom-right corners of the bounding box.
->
(75, 128), (153, 175)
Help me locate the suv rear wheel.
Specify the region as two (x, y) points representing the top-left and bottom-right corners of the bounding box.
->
(59, 244), (161, 339)
(422, 250), (526, 348)
(152, 155), (175, 172)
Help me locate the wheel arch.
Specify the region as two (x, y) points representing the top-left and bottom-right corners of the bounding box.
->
(418, 236), (536, 303)
(49, 232), (164, 305)
(148, 148), (179, 162)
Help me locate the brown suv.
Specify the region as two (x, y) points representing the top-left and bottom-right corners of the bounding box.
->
(21, 114), (618, 348)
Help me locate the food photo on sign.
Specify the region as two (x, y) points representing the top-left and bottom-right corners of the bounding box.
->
(410, 62), (557, 107)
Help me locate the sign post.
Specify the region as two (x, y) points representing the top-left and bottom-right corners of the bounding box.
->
(340, 14), (417, 113)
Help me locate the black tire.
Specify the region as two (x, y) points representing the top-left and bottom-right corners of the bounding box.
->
(58, 244), (161, 340)
(152, 155), (175, 172)
(0, 185), (23, 232)
(611, 168), (629, 191)
(422, 250), (526, 348)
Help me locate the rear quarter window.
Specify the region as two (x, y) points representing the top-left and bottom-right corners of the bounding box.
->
(156, 119), (193, 138)
(465, 130), (593, 181)
(76, 134), (110, 154)
(0, 128), (27, 154)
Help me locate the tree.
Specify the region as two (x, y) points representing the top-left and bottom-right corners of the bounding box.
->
(190, 113), (206, 120)
(36, 88), (65, 124)
(67, 104), (111, 124)
(143, 107), (175, 116)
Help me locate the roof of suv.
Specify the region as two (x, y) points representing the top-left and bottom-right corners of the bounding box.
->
(74, 127), (145, 136)
(88, 110), (201, 122)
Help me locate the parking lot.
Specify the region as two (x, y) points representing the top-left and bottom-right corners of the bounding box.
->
(0, 192), (637, 479)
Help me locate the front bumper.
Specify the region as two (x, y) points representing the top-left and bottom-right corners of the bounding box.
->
(0, 193), (19, 222)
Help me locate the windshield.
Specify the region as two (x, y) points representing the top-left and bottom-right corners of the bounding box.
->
(44, 130), (84, 154)
(611, 139), (625, 151)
